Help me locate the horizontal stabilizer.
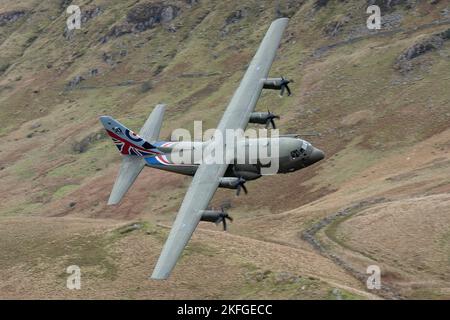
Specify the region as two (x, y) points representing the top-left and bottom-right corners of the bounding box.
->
(108, 156), (145, 205)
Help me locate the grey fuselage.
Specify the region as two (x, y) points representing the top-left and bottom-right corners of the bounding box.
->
(144, 137), (324, 181)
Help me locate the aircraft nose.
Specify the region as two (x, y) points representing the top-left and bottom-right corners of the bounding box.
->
(306, 147), (324, 166)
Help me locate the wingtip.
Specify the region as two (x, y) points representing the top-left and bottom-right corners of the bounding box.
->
(107, 192), (121, 205)
(153, 104), (167, 115)
(149, 276), (167, 281)
(150, 261), (172, 280)
(150, 271), (169, 280)
(273, 17), (289, 23)
(270, 17), (289, 30)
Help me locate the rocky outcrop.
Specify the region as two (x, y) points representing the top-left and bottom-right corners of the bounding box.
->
(81, 6), (102, 23)
(89, 68), (98, 76)
(224, 9), (248, 25)
(314, 0), (359, 11)
(0, 10), (26, 26)
(185, 0), (199, 6)
(220, 8), (249, 36)
(66, 75), (85, 89)
(313, 0), (330, 10)
(71, 130), (105, 153)
(102, 52), (114, 64)
(367, 0), (416, 11)
(59, 0), (72, 10)
(63, 6), (102, 40)
(395, 28), (450, 72)
(101, 24), (133, 41)
(324, 15), (350, 37)
(100, 3), (180, 43)
(400, 36), (443, 60)
(127, 3), (179, 31)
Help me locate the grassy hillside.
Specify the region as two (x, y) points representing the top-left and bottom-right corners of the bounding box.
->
(0, 0), (449, 299)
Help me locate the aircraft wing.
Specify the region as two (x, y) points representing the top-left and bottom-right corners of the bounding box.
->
(151, 18), (289, 279)
(151, 162), (226, 279)
(216, 17), (289, 133)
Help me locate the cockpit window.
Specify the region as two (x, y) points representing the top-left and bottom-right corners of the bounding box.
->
(291, 150), (301, 159)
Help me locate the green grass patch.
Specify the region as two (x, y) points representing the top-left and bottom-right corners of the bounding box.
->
(0, 201), (43, 217)
(47, 143), (113, 179)
(52, 184), (80, 200)
(237, 265), (360, 299)
(13, 157), (37, 181)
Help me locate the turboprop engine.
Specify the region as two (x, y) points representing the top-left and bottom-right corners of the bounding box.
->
(219, 177), (248, 196)
(249, 110), (280, 129)
(200, 209), (233, 231)
(263, 77), (293, 96)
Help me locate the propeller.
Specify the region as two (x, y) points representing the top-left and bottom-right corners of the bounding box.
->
(232, 167), (248, 196)
(235, 176), (248, 196)
(279, 77), (293, 97)
(265, 108), (280, 129)
(217, 206), (233, 231)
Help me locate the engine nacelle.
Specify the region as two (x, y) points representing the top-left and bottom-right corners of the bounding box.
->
(249, 111), (279, 128)
(219, 177), (241, 190)
(263, 78), (284, 90)
(200, 210), (226, 223)
(263, 77), (292, 96)
(249, 112), (273, 125)
(201, 209), (233, 230)
(219, 176), (248, 195)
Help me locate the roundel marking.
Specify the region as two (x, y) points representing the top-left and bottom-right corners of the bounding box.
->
(125, 129), (143, 142)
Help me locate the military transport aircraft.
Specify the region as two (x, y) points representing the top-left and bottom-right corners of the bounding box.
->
(100, 18), (324, 279)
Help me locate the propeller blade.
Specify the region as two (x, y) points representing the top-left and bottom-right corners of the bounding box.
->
(242, 184), (248, 195)
(286, 84), (292, 96)
(223, 218), (227, 231)
(280, 86), (285, 97)
(232, 168), (247, 196)
(270, 119), (276, 129)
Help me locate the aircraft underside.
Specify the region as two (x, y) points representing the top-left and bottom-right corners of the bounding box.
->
(145, 156), (262, 181)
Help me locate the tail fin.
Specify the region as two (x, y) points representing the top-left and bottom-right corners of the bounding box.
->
(100, 104), (166, 205)
(99, 116), (161, 157)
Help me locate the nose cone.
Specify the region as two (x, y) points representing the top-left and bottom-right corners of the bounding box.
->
(305, 147), (324, 166)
